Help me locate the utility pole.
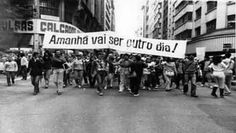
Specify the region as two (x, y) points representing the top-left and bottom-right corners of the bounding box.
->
(33, 0), (40, 52)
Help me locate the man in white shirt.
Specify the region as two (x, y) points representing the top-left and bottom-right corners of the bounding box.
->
(4, 57), (18, 86)
(20, 53), (28, 80)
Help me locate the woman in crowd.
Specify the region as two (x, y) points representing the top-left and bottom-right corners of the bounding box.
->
(209, 55), (227, 98)
(163, 58), (177, 91)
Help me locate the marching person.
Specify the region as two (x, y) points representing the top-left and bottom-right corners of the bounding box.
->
(4, 57), (18, 86)
(87, 55), (97, 88)
(105, 55), (115, 89)
(118, 54), (132, 93)
(209, 55), (227, 98)
(20, 53), (28, 80)
(71, 52), (84, 88)
(129, 55), (147, 96)
(162, 58), (177, 91)
(175, 59), (184, 90)
(52, 50), (66, 95)
(222, 53), (234, 95)
(43, 51), (52, 89)
(28, 52), (43, 95)
(183, 56), (198, 97)
(95, 52), (108, 96)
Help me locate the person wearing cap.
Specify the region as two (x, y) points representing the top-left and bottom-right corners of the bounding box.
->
(71, 52), (85, 88)
(4, 56), (18, 86)
(28, 52), (43, 95)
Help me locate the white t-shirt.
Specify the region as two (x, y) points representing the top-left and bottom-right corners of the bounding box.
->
(0, 62), (4, 71)
(209, 62), (226, 72)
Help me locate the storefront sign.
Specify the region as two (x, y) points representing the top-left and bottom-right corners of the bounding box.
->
(0, 19), (82, 34)
(196, 47), (206, 61)
(43, 32), (187, 58)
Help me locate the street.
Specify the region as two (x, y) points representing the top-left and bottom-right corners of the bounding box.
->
(0, 76), (236, 133)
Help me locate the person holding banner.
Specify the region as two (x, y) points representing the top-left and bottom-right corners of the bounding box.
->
(52, 51), (66, 95)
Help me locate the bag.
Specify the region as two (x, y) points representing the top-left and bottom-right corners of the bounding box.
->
(129, 71), (137, 78)
(165, 70), (174, 76)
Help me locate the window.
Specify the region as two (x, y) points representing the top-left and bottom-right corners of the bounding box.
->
(175, 30), (192, 40)
(195, 27), (201, 36)
(227, 1), (236, 5)
(206, 19), (216, 33)
(175, 12), (192, 28)
(227, 15), (235, 28)
(207, 1), (217, 13)
(39, 0), (59, 16)
(175, 0), (193, 15)
(195, 8), (201, 20)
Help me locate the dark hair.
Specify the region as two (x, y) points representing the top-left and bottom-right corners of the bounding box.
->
(32, 52), (39, 57)
(225, 53), (231, 58)
(212, 55), (222, 65)
(135, 55), (141, 61)
(20, 53), (25, 57)
(188, 55), (194, 61)
(166, 57), (172, 62)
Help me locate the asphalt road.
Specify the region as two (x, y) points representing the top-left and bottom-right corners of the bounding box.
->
(0, 76), (236, 133)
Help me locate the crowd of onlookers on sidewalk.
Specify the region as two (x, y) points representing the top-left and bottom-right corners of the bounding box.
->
(0, 50), (235, 98)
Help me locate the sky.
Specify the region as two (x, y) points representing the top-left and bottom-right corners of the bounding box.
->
(114, 0), (146, 36)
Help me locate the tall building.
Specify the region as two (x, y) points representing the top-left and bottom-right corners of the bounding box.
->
(0, 0), (115, 51)
(140, 0), (236, 55)
(153, 0), (163, 39)
(140, 0), (164, 39)
(174, 0), (235, 55)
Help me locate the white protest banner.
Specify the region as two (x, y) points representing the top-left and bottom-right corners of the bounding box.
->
(196, 47), (206, 61)
(43, 31), (187, 58)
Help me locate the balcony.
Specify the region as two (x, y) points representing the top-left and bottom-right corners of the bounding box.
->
(175, 21), (193, 35)
(174, 4), (193, 22)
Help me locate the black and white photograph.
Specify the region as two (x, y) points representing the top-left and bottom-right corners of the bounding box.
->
(0, 0), (236, 133)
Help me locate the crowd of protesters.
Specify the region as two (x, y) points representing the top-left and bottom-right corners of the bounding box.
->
(0, 50), (235, 98)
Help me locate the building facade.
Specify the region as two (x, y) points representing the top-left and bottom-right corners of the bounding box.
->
(174, 0), (235, 55)
(140, 0), (236, 55)
(0, 0), (115, 51)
